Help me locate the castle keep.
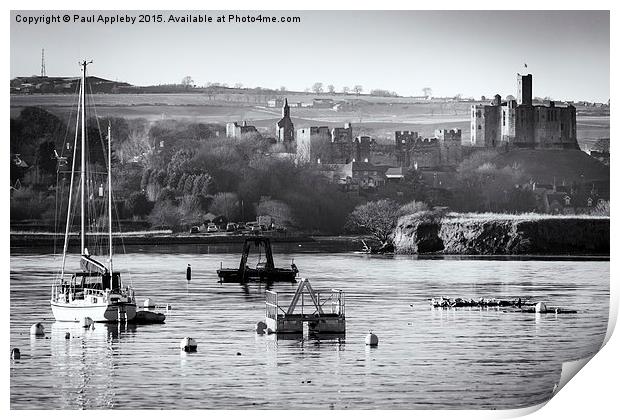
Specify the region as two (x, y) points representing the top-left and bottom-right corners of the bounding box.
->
(469, 74), (578, 150)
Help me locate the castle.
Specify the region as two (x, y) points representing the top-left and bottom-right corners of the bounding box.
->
(395, 129), (463, 169)
(469, 73), (579, 149)
(296, 123), (372, 164)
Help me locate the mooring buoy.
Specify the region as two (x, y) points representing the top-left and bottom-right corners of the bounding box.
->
(65, 332), (71, 340)
(365, 331), (379, 347)
(535, 302), (547, 313)
(30, 323), (45, 337)
(80, 317), (93, 328)
(11, 348), (21, 360)
(180, 337), (197, 352)
(255, 321), (267, 335)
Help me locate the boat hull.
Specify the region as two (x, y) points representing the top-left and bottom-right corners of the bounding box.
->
(51, 301), (137, 323)
(217, 268), (298, 283)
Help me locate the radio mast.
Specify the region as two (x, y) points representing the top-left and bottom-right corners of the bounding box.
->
(40, 48), (47, 77)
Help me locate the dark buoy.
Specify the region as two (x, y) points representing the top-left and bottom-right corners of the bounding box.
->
(65, 332), (71, 340)
(186, 264), (192, 281)
(30, 323), (45, 337)
(365, 331), (379, 347)
(11, 348), (21, 360)
(180, 337), (197, 352)
(255, 321), (267, 335)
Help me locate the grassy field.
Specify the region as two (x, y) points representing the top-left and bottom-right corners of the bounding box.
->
(10, 93), (609, 147)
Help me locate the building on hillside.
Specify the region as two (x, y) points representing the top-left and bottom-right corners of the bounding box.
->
(395, 128), (462, 170)
(435, 128), (463, 166)
(468, 73), (579, 149)
(296, 126), (331, 164)
(312, 98), (335, 108)
(275, 98), (295, 144)
(226, 121), (259, 138)
(351, 162), (389, 189)
(385, 167), (405, 182)
(353, 136), (372, 163)
(297, 123), (374, 165)
(332, 123), (353, 143)
(268, 98), (284, 108)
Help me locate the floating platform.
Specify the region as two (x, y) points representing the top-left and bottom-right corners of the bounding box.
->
(265, 278), (345, 335)
(217, 236), (298, 283)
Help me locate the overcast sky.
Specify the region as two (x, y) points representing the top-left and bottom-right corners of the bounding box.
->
(10, 10), (610, 102)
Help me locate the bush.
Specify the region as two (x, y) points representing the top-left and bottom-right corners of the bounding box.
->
(148, 201), (182, 230)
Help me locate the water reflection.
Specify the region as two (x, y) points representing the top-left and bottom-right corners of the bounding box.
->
(10, 250), (609, 410)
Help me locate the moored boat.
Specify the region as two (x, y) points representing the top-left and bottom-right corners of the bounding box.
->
(50, 60), (137, 323)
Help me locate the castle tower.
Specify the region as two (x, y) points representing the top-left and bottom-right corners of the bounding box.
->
(517, 73), (532, 106)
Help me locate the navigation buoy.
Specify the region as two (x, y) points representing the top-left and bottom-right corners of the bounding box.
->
(30, 323), (45, 337)
(11, 348), (21, 360)
(365, 331), (379, 347)
(255, 321), (267, 335)
(144, 298), (154, 308)
(535, 302), (547, 313)
(80, 317), (93, 328)
(65, 332), (71, 340)
(180, 337), (197, 352)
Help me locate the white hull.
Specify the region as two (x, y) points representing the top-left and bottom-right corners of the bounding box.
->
(51, 300), (137, 323)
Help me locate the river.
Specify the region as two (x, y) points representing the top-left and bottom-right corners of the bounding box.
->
(10, 243), (609, 409)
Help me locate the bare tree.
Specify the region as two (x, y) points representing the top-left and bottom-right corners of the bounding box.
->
(279, 86), (287, 92)
(422, 87), (432, 98)
(181, 76), (194, 87)
(347, 199), (400, 247)
(312, 82), (324, 94)
(342, 86), (350, 94)
(234, 83), (243, 89)
(327, 84), (335, 94)
(353, 85), (363, 96)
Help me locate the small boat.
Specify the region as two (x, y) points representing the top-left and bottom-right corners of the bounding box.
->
(217, 236), (298, 283)
(50, 60), (137, 323)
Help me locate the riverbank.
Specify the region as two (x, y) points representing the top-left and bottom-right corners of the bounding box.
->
(393, 212), (610, 255)
(9, 231), (316, 248)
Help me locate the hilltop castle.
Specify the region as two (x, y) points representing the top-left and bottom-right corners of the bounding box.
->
(468, 73), (579, 150)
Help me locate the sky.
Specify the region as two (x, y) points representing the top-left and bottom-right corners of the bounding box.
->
(10, 10), (610, 102)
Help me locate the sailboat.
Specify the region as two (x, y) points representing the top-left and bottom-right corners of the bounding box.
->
(50, 60), (137, 323)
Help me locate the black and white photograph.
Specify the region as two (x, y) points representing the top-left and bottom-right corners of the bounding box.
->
(7, 3), (614, 415)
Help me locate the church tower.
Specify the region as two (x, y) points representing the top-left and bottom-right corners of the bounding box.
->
(276, 98), (295, 144)
(282, 98), (290, 118)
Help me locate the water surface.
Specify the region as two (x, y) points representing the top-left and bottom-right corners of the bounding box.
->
(10, 244), (609, 409)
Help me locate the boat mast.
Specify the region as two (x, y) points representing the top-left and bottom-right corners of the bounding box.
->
(107, 123), (113, 273)
(80, 61), (87, 255)
(79, 59), (93, 255)
(59, 82), (82, 280)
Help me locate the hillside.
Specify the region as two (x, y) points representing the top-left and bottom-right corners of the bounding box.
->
(492, 149), (609, 184)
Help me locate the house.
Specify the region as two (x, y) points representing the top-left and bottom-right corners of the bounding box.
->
(226, 121), (259, 138)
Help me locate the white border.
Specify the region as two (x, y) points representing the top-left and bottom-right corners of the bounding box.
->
(4, 1), (617, 419)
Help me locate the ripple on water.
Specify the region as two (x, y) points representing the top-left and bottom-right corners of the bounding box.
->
(10, 250), (609, 409)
